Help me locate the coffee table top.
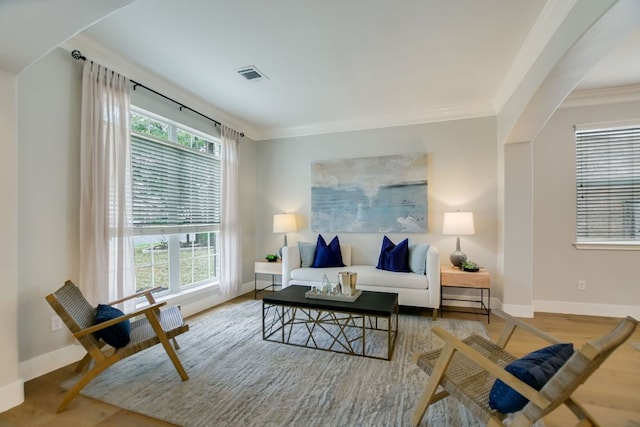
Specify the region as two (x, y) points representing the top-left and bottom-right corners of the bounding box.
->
(262, 285), (398, 316)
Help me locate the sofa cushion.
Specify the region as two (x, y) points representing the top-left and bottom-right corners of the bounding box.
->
(376, 236), (410, 272)
(298, 242), (316, 268)
(489, 343), (574, 413)
(408, 243), (429, 274)
(290, 265), (428, 290)
(311, 235), (345, 268)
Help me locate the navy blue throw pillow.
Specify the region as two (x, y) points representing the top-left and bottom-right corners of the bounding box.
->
(376, 236), (410, 272)
(311, 235), (345, 268)
(489, 343), (574, 413)
(93, 304), (131, 348)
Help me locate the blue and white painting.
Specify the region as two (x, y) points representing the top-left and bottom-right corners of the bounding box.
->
(311, 153), (428, 233)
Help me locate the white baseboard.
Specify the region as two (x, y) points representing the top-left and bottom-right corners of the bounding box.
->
(0, 379), (24, 412)
(500, 304), (535, 318)
(443, 292), (640, 319)
(534, 300), (640, 318)
(18, 281), (255, 383)
(19, 344), (85, 382)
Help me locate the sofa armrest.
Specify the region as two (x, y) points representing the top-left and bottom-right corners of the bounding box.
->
(281, 245), (300, 288)
(426, 246), (441, 307)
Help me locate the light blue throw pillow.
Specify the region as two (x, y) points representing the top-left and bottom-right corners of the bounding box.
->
(298, 242), (316, 268)
(408, 243), (429, 274)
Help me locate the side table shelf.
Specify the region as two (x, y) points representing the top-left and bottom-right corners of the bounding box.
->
(254, 261), (282, 298)
(440, 265), (491, 323)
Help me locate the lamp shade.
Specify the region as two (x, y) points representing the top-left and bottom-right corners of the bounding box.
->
(442, 212), (475, 235)
(273, 213), (297, 233)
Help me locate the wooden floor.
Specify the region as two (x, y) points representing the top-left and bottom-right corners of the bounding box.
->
(2, 293), (639, 427)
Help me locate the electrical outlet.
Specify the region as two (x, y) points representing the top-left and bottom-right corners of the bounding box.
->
(51, 315), (63, 331)
(577, 280), (586, 291)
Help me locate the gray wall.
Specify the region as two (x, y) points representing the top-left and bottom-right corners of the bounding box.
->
(532, 100), (640, 315)
(255, 117), (499, 292)
(17, 48), (82, 362)
(0, 69), (22, 409)
(503, 142), (534, 313)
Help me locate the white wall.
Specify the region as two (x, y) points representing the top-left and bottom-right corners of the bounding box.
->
(255, 117), (499, 294)
(0, 69), (23, 410)
(15, 48), (257, 380)
(532, 100), (640, 317)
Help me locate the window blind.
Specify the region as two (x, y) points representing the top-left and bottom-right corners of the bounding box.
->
(576, 125), (640, 242)
(131, 134), (220, 229)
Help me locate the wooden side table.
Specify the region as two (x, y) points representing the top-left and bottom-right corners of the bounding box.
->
(254, 261), (282, 298)
(440, 264), (491, 323)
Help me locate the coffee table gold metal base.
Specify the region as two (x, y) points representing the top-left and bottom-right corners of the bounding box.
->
(262, 286), (398, 360)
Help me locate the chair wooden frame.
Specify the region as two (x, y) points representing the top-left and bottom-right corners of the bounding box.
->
(411, 309), (637, 427)
(46, 280), (190, 412)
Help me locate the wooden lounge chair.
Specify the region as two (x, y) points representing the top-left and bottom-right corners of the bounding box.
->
(46, 280), (190, 412)
(411, 309), (637, 426)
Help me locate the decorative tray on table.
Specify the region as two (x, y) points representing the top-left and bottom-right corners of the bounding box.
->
(305, 289), (362, 303)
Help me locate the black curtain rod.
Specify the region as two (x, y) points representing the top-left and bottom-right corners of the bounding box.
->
(71, 50), (244, 138)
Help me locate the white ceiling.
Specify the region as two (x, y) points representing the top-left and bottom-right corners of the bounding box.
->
(2, 0), (639, 140)
(80, 0), (549, 139)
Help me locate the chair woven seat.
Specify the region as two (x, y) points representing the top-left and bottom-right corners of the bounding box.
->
(121, 306), (189, 356)
(416, 334), (513, 423)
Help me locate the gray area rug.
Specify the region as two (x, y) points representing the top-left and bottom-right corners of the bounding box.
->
(63, 300), (490, 426)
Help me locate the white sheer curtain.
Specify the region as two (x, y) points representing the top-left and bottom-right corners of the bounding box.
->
(79, 60), (136, 307)
(220, 125), (242, 296)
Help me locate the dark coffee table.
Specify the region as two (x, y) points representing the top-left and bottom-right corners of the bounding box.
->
(262, 285), (398, 360)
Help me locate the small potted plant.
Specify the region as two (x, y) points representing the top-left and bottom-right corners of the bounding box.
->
(265, 254), (279, 262)
(461, 260), (480, 272)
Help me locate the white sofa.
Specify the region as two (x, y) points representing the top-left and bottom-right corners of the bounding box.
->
(281, 244), (440, 309)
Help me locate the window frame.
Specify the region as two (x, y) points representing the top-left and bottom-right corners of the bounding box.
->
(574, 120), (640, 251)
(130, 107), (222, 295)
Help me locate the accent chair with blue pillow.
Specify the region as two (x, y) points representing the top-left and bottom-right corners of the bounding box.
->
(45, 280), (190, 412)
(412, 308), (638, 426)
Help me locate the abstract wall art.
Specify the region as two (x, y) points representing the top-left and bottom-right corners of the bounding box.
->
(311, 153), (428, 232)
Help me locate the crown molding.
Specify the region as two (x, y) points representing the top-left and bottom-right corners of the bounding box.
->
(253, 103), (495, 141)
(561, 84), (640, 108)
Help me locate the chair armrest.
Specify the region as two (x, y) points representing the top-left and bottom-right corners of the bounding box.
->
(106, 286), (163, 306)
(492, 309), (563, 348)
(425, 246), (440, 307)
(429, 326), (552, 410)
(73, 301), (167, 338)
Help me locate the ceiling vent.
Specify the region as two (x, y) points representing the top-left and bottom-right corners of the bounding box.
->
(236, 65), (268, 81)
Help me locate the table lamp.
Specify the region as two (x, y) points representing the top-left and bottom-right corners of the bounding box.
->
(273, 213), (297, 257)
(442, 211), (475, 267)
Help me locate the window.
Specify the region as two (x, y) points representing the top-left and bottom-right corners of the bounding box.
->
(131, 108), (220, 295)
(576, 123), (640, 245)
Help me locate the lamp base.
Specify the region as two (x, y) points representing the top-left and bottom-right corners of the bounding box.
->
(450, 235), (468, 267)
(450, 250), (467, 268)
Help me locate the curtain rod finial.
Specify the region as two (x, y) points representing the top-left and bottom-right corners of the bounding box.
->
(71, 50), (86, 61)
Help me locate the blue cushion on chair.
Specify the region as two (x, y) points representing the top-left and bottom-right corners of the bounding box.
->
(489, 343), (574, 413)
(93, 304), (131, 348)
(376, 236), (410, 272)
(311, 235), (345, 268)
